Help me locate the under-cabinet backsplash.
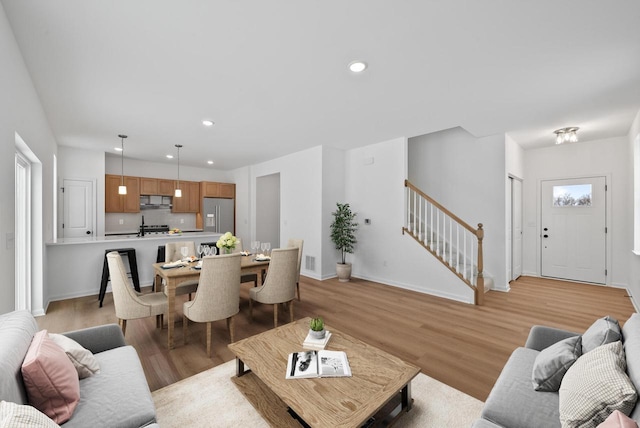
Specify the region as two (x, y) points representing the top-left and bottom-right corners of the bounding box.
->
(105, 210), (197, 234)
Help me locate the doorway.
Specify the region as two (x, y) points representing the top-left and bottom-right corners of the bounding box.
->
(510, 176), (523, 281)
(540, 177), (606, 284)
(62, 178), (95, 238)
(15, 152), (31, 311)
(256, 173), (280, 249)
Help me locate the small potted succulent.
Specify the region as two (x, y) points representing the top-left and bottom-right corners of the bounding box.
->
(309, 317), (325, 340)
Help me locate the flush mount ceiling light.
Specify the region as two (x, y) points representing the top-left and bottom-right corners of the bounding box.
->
(166, 154), (174, 159)
(207, 160), (214, 165)
(554, 127), (580, 145)
(174, 144), (183, 198)
(114, 147), (123, 152)
(118, 134), (127, 195)
(348, 60), (368, 73)
(202, 119), (214, 127)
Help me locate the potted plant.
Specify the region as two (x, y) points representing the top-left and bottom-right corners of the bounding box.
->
(309, 317), (325, 340)
(330, 202), (358, 282)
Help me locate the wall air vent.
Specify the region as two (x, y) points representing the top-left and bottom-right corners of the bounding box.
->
(305, 255), (315, 272)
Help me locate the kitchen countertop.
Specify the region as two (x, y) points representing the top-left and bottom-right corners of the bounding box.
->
(46, 231), (221, 246)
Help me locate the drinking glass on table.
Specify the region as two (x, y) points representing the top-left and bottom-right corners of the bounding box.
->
(197, 244), (204, 259)
(264, 242), (271, 256)
(252, 241), (260, 254)
(180, 246), (189, 260)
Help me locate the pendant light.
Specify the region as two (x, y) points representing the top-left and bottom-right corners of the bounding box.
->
(118, 134), (127, 195)
(174, 144), (183, 198)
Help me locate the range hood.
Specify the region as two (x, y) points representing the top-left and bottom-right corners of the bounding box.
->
(140, 195), (172, 209)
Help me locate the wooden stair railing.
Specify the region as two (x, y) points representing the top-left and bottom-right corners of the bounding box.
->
(403, 179), (485, 305)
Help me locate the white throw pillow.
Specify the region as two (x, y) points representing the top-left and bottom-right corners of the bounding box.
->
(0, 400), (60, 427)
(559, 341), (637, 427)
(48, 333), (100, 379)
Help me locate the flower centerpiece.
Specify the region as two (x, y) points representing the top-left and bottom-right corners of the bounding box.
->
(216, 232), (238, 254)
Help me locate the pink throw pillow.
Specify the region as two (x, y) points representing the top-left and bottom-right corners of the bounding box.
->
(598, 410), (639, 428)
(21, 330), (80, 424)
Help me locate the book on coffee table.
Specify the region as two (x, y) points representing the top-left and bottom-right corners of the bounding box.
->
(286, 350), (352, 379)
(303, 331), (332, 350)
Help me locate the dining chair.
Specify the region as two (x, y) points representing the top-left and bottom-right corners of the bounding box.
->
(107, 251), (168, 335)
(287, 238), (304, 301)
(164, 241), (199, 299)
(249, 247), (298, 328)
(233, 238), (258, 287)
(183, 253), (241, 357)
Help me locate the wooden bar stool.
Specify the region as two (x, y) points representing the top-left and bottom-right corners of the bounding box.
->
(99, 248), (140, 307)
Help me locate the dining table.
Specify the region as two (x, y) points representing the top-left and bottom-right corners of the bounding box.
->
(152, 255), (270, 349)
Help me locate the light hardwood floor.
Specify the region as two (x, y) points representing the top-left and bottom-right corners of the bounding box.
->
(36, 275), (636, 401)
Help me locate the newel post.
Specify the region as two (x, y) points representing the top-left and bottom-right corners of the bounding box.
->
(475, 223), (485, 306)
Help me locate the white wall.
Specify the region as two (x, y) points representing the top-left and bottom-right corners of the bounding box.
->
(628, 109), (640, 307)
(522, 137), (630, 288)
(249, 146), (325, 280)
(322, 146), (346, 276)
(346, 137), (475, 303)
(0, 3), (58, 315)
(408, 127), (508, 292)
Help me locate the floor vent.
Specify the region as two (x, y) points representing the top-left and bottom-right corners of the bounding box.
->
(305, 255), (315, 272)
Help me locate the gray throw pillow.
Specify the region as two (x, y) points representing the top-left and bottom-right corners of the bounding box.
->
(582, 315), (621, 354)
(532, 335), (582, 392)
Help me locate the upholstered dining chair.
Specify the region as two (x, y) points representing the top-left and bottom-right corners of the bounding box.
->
(233, 238), (258, 287)
(249, 247), (298, 328)
(107, 251), (168, 335)
(183, 253), (241, 357)
(164, 241), (199, 299)
(287, 238), (304, 301)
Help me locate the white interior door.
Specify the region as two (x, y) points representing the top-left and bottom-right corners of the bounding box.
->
(511, 178), (523, 280)
(63, 179), (95, 238)
(541, 177), (606, 284)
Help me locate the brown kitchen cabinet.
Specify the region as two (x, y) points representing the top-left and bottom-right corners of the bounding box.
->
(200, 181), (235, 198)
(172, 180), (199, 213)
(158, 179), (175, 196)
(140, 177), (158, 195)
(105, 175), (140, 213)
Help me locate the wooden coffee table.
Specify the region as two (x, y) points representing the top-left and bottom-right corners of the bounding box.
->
(228, 318), (420, 427)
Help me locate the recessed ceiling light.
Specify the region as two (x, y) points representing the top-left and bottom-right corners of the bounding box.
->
(348, 61), (367, 73)
(114, 147), (123, 152)
(166, 154), (174, 159)
(202, 120), (214, 127)
(207, 160), (214, 165)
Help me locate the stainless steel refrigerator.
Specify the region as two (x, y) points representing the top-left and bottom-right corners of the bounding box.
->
(202, 198), (235, 234)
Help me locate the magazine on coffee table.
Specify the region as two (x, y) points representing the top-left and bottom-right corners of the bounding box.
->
(286, 350), (352, 379)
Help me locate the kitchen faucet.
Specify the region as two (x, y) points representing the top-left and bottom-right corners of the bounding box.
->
(139, 215), (145, 237)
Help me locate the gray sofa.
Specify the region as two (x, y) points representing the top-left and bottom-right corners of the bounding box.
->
(0, 310), (158, 427)
(474, 313), (640, 428)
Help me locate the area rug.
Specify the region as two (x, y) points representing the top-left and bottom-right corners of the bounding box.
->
(152, 360), (483, 427)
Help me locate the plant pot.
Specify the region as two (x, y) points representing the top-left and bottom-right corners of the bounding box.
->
(336, 263), (352, 282)
(308, 329), (326, 340)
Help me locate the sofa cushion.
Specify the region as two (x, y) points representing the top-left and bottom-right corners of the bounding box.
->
(482, 347), (562, 428)
(0, 400), (59, 428)
(532, 335), (582, 392)
(559, 341), (637, 427)
(62, 345), (156, 428)
(48, 334), (100, 379)
(583, 316), (621, 354)
(597, 410), (639, 428)
(622, 314), (640, 421)
(0, 310), (39, 405)
(21, 330), (80, 424)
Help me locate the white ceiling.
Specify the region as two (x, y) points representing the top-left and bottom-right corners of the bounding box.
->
(3, 1), (640, 170)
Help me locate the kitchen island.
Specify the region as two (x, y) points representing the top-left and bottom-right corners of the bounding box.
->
(45, 232), (222, 305)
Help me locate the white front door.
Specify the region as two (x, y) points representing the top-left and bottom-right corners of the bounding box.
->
(63, 179), (95, 238)
(541, 177), (606, 284)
